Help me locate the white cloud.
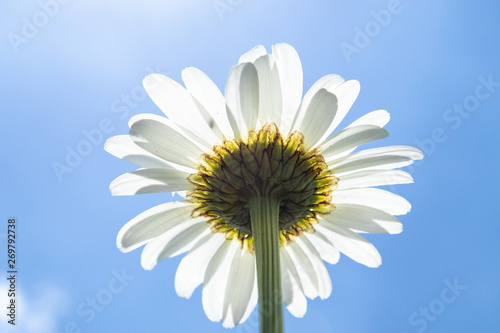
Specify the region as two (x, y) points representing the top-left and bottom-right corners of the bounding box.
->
(0, 283), (70, 333)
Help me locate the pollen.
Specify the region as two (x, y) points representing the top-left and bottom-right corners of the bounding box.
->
(187, 123), (338, 250)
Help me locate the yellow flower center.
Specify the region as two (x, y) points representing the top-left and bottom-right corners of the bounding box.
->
(187, 123), (338, 252)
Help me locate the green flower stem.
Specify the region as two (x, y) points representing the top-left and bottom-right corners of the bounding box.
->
(249, 193), (284, 333)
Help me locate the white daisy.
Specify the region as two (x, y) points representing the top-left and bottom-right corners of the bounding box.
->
(105, 43), (422, 330)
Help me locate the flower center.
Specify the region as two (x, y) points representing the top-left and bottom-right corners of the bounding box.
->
(187, 123), (338, 251)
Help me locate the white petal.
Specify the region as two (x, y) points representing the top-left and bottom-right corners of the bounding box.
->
(330, 155), (414, 177)
(222, 249), (256, 328)
(129, 118), (204, 169)
(297, 88), (338, 150)
(239, 45), (267, 64)
(109, 168), (193, 196)
(320, 125), (389, 161)
(142, 74), (219, 145)
(271, 43), (303, 134)
(331, 188), (411, 215)
(239, 273), (258, 324)
(225, 103), (241, 140)
(289, 74), (344, 136)
(303, 232), (340, 265)
(202, 239), (240, 322)
(280, 247), (307, 318)
(129, 113), (213, 153)
(329, 145), (424, 164)
(295, 236), (332, 299)
(117, 201), (193, 253)
(104, 135), (175, 169)
(225, 63), (259, 139)
(346, 110), (390, 128)
(318, 80), (361, 142)
(285, 242), (319, 299)
(322, 204), (402, 234)
(337, 170), (414, 190)
(253, 55), (282, 126)
(141, 217), (209, 270)
(182, 67), (233, 139)
(175, 233), (226, 299)
(328, 146), (423, 175)
(316, 223), (382, 267)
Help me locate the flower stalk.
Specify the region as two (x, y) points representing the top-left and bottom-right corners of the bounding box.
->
(249, 193), (284, 333)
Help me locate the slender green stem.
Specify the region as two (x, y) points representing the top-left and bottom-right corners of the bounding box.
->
(249, 193), (283, 333)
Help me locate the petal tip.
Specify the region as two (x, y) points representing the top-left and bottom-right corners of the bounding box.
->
(141, 258), (156, 271)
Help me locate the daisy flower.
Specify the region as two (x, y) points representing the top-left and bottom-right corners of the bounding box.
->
(105, 43), (422, 331)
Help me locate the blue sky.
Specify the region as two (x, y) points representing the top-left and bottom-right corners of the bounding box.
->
(1, 0), (500, 332)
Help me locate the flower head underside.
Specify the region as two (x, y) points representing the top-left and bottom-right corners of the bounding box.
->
(188, 123), (338, 251)
(105, 43), (423, 328)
